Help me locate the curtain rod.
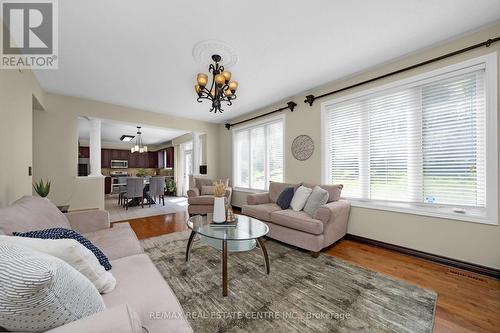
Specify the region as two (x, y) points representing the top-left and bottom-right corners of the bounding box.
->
(304, 36), (500, 106)
(224, 101), (297, 130)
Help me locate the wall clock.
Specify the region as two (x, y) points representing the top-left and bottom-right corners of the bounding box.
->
(291, 135), (314, 161)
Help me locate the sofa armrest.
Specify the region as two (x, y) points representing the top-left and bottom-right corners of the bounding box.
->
(314, 199), (351, 237)
(187, 188), (200, 197)
(65, 210), (110, 234)
(45, 304), (143, 333)
(246, 192), (271, 205)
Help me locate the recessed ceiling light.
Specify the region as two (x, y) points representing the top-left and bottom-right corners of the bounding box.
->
(120, 135), (135, 142)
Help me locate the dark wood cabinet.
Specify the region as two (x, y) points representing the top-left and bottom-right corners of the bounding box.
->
(104, 177), (111, 194)
(94, 148), (160, 168)
(148, 152), (158, 168)
(79, 146), (89, 158)
(166, 147), (174, 168)
(101, 149), (111, 168)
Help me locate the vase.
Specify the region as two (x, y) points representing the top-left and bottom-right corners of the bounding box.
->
(213, 197), (226, 223)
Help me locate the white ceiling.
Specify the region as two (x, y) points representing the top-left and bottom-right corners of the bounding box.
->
(35, 1), (500, 123)
(78, 118), (189, 147)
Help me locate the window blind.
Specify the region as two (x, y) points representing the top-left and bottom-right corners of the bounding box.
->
(324, 68), (486, 208)
(234, 118), (284, 190)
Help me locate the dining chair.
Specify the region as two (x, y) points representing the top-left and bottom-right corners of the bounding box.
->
(148, 176), (166, 206)
(117, 176), (127, 205)
(123, 177), (145, 210)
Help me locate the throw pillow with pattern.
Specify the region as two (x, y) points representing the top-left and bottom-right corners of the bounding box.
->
(13, 228), (112, 270)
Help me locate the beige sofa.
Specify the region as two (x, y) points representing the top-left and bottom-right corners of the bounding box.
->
(242, 182), (350, 257)
(187, 177), (232, 216)
(0, 196), (192, 333)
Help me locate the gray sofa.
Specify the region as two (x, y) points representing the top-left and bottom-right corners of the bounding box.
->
(0, 196), (192, 333)
(187, 177), (232, 216)
(242, 182), (350, 256)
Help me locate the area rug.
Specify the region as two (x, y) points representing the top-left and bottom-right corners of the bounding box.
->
(141, 232), (437, 333)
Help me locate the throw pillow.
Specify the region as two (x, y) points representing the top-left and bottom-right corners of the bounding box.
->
(276, 187), (294, 209)
(201, 185), (215, 195)
(290, 186), (313, 211)
(0, 243), (105, 332)
(0, 235), (116, 293)
(13, 228), (112, 271)
(303, 186), (330, 216)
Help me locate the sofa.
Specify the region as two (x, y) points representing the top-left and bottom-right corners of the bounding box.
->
(0, 196), (192, 333)
(187, 177), (232, 216)
(242, 182), (350, 257)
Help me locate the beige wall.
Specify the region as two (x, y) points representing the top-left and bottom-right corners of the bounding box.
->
(0, 20), (46, 207)
(33, 93), (220, 211)
(220, 23), (500, 269)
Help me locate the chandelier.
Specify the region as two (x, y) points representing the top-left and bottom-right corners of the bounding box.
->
(195, 54), (238, 113)
(131, 126), (148, 153)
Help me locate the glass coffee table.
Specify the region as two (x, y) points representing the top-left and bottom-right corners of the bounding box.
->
(186, 213), (270, 296)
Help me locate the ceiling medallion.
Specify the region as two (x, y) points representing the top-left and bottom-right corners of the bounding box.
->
(192, 40), (238, 68)
(194, 54), (238, 114)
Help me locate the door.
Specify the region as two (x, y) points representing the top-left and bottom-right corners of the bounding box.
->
(183, 149), (193, 196)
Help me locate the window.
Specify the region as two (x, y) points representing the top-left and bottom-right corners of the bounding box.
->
(322, 54), (497, 225)
(233, 117), (284, 190)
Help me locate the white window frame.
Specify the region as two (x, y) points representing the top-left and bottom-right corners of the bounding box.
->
(232, 115), (285, 192)
(321, 53), (498, 225)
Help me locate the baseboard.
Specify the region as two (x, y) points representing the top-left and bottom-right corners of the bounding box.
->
(345, 234), (500, 280)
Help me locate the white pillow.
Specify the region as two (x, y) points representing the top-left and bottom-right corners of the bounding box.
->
(0, 243), (105, 332)
(290, 185), (313, 211)
(0, 235), (116, 293)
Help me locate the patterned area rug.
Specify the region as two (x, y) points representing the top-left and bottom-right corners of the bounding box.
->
(141, 232), (437, 333)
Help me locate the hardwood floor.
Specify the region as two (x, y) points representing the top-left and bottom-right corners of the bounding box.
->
(113, 212), (500, 333)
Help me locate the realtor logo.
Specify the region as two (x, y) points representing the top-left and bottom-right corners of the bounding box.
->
(1, 0), (58, 69)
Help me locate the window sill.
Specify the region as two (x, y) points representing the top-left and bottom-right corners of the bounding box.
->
(233, 187), (267, 194)
(348, 199), (497, 226)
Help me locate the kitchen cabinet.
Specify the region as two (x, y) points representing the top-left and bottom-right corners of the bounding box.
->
(166, 147), (174, 168)
(104, 177), (111, 194)
(101, 149), (111, 168)
(79, 146), (89, 158)
(148, 152), (158, 168)
(99, 148), (158, 168)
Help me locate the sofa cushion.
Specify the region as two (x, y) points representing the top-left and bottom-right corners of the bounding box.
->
(84, 223), (143, 261)
(303, 183), (343, 202)
(201, 185), (215, 195)
(303, 186), (330, 216)
(14, 228), (112, 271)
(276, 187), (294, 209)
(0, 196), (70, 235)
(104, 254), (192, 333)
(188, 195), (215, 205)
(269, 181), (301, 203)
(290, 185), (313, 211)
(0, 243), (105, 332)
(242, 203), (282, 222)
(270, 209), (324, 235)
(0, 235), (116, 294)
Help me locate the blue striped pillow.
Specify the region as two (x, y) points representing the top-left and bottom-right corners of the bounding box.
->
(13, 228), (111, 270)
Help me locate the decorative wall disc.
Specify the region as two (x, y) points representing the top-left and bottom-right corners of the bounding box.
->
(192, 40), (238, 68)
(291, 135), (314, 161)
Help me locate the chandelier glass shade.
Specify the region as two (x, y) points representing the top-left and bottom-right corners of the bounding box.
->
(195, 54), (238, 113)
(131, 126), (148, 153)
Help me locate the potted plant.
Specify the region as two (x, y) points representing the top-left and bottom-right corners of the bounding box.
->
(136, 169), (148, 177)
(165, 178), (176, 196)
(33, 179), (51, 198)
